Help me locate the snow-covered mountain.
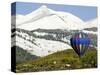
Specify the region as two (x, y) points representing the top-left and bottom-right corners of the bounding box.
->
(82, 18), (97, 34)
(85, 18), (97, 28)
(11, 5), (97, 57)
(15, 5), (85, 30)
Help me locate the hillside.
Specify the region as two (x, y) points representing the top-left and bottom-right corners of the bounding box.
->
(12, 46), (39, 63)
(16, 48), (97, 72)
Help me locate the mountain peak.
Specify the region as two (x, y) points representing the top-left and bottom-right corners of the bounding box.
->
(40, 5), (48, 9)
(38, 5), (51, 14)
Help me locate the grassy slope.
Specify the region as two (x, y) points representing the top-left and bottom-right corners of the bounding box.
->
(16, 48), (97, 72)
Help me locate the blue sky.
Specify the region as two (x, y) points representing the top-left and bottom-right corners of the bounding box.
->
(11, 2), (97, 22)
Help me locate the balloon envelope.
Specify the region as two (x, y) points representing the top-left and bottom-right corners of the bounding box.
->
(70, 33), (90, 57)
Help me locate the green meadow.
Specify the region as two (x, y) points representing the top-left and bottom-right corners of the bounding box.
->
(16, 48), (97, 73)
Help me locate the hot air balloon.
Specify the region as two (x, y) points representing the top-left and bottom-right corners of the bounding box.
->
(70, 32), (90, 57)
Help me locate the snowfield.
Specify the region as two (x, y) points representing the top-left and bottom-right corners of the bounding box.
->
(12, 35), (72, 57)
